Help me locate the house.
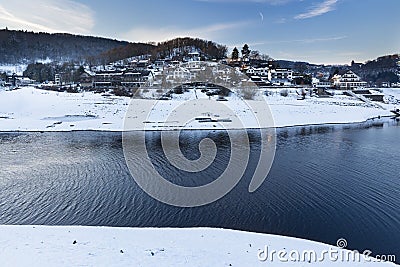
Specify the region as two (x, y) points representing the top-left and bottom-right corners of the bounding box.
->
(246, 67), (269, 78)
(246, 67), (292, 85)
(173, 67), (192, 81)
(93, 71), (123, 88)
(79, 72), (94, 88)
(249, 76), (270, 87)
(314, 81), (333, 89)
(332, 70), (368, 90)
(269, 68), (293, 85)
(121, 70), (154, 87)
(312, 78), (333, 89)
(93, 70), (154, 88)
(6, 74), (35, 87)
(131, 59), (150, 70)
(17, 77), (35, 86)
(55, 74), (61, 85)
(185, 61), (202, 73)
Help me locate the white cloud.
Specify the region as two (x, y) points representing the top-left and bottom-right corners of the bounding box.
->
(295, 0), (338, 19)
(121, 21), (251, 43)
(274, 18), (287, 24)
(0, 0), (95, 34)
(290, 35), (346, 43)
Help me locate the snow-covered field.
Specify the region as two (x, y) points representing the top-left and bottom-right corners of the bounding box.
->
(0, 87), (398, 131)
(0, 87), (130, 131)
(0, 226), (397, 267)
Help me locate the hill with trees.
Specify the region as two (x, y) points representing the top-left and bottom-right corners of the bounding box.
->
(0, 29), (131, 64)
(350, 54), (400, 85)
(99, 37), (228, 63)
(153, 37), (227, 61)
(0, 30), (228, 65)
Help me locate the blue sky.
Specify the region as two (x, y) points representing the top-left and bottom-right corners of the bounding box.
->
(0, 0), (399, 64)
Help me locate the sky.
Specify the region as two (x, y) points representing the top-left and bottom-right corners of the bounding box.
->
(0, 0), (399, 65)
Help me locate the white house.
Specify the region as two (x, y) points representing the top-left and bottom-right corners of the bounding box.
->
(246, 67), (269, 78)
(55, 74), (61, 85)
(269, 68), (293, 84)
(332, 70), (368, 89)
(185, 61), (202, 73)
(312, 78), (333, 88)
(173, 67), (192, 81)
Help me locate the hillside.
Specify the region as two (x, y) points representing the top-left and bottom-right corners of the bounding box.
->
(0, 30), (228, 65)
(99, 37), (228, 63)
(0, 29), (131, 64)
(350, 54), (400, 84)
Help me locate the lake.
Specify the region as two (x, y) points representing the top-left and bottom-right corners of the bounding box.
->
(0, 118), (399, 261)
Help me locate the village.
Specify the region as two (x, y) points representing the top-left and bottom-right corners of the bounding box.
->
(1, 44), (400, 132)
(1, 44), (400, 101)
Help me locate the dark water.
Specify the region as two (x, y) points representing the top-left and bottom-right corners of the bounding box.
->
(0, 119), (399, 261)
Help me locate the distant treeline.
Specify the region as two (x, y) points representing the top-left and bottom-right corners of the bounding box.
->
(0, 29), (130, 64)
(22, 63), (85, 83)
(94, 43), (156, 65)
(0, 29), (228, 65)
(351, 54), (400, 84)
(98, 37), (228, 63)
(153, 37), (228, 60)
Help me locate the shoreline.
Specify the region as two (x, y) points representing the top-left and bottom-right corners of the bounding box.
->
(0, 225), (397, 266)
(1, 86), (398, 132)
(0, 115), (395, 133)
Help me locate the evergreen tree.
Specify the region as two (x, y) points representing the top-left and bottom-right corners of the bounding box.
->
(241, 44), (250, 61)
(231, 47), (239, 60)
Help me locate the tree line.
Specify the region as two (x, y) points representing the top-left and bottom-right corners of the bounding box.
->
(231, 44), (271, 61)
(98, 37), (228, 63)
(0, 29), (129, 64)
(22, 63), (84, 83)
(0, 30), (229, 65)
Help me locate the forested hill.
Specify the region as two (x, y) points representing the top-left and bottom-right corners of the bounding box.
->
(0, 29), (131, 64)
(0, 30), (228, 65)
(98, 37), (228, 63)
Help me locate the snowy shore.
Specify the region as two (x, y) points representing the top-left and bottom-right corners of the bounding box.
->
(0, 87), (399, 132)
(0, 226), (397, 266)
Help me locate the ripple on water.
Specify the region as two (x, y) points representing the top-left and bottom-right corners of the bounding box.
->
(0, 120), (399, 260)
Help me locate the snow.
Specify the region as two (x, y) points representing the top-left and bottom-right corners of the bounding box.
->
(382, 88), (400, 105)
(0, 226), (396, 267)
(0, 87), (130, 131)
(1, 87), (398, 132)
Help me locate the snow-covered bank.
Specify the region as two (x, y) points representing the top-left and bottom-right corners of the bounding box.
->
(0, 87), (398, 131)
(0, 226), (397, 266)
(0, 87), (130, 131)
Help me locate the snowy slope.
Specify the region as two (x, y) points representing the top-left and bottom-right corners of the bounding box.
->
(0, 87), (397, 131)
(0, 226), (397, 267)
